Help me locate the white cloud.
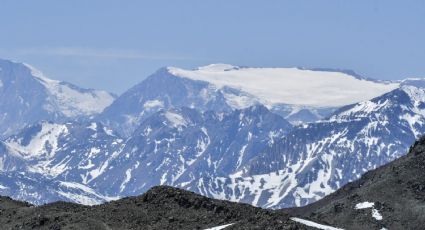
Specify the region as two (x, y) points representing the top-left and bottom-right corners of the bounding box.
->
(9, 47), (193, 60)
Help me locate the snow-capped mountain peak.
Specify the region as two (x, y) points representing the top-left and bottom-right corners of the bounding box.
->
(0, 59), (116, 137)
(23, 63), (115, 117)
(100, 65), (401, 136)
(168, 65), (399, 107)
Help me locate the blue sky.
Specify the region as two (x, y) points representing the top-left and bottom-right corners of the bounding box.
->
(1, 0), (424, 94)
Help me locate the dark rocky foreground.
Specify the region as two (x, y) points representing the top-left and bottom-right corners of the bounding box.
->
(290, 136), (425, 230)
(0, 186), (307, 230)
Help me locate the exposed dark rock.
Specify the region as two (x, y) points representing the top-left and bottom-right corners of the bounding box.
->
(289, 135), (425, 230)
(0, 186), (305, 229)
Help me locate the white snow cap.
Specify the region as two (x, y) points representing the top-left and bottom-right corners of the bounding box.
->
(168, 64), (399, 107)
(23, 63), (115, 117)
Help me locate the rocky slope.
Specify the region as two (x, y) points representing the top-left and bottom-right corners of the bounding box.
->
(290, 135), (425, 230)
(0, 186), (306, 230)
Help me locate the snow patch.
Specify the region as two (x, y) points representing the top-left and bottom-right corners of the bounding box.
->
(165, 111), (187, 127)
(5, 122), (68, 159)
(222, 91), (258, 109)
(203, 223), (234, 230)
(355, 201), (383, 221)
(290, 217), (344, 230)
(120, 161), (140, 192)
(355, 201), (374, 209)
(143, 99), (164, 109)
(372, 208), (383, 220)
(58, 181), (119, 205)
(87, 122), (97, 131)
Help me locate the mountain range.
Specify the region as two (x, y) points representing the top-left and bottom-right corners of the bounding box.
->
(0, 58), (424, 214)
(2, 135), (425, 229)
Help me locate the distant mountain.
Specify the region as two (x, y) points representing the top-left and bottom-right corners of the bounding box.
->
(196, 84), (425, 209)
(0, 59), (115, 137)
(99, 64), (398, 135)
(293, 135), (425, 230)
(2, 121), (123, 179)
(6, 82), (425, 210)
(0, 121), (123, 204)
(94, 105), (292, 197)
(0, 171), (115, 205)
(0, 105), (292, 204)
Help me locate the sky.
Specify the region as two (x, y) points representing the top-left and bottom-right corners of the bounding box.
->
(1, 0), (424, 94)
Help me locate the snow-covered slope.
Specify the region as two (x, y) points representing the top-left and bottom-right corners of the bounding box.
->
(0, 59), (115, 137)
(94, 105), (292, 196)
(0, 105), (291, 204)
(193, 85), (425, 209)
(0, 120), (123, 204)
(168, 64), (399, 107)
(24, 63), (115, 117)
(0, 171), (117, 205)
(4, 121), (123, 179)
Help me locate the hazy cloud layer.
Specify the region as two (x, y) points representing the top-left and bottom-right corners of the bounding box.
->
(5, 47), (193, 61)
